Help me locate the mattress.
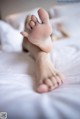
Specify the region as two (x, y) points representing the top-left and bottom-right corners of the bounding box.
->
(0, 37), (80, 119)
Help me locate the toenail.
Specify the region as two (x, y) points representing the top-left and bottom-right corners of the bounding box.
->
(48, 76), (51, 79)
(56, 73), (59, 76)
(57, 82), (60, 85)
(43, 79), (46, 83)
(48, 86), (52, 90)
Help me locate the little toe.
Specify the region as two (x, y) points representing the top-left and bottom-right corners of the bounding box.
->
(56, 72), (64, 84)
(58, 73), (64, 83)
(29, 20), (36, 28)
(56, 75), (62, 86)
(21, 31), (29, 38)
(25, 15), (32, 31)
(26, 15), (31, 23)
(38, 8), (49, 24)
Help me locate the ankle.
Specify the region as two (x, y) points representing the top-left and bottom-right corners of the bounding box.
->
(35, 52), (49, 63)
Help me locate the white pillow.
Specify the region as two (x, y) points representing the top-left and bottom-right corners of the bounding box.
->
(0, 20), (23, 52)
(5, 8), (40, 31)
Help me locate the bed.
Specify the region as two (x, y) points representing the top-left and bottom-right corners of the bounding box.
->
(0, 2), (80, 119)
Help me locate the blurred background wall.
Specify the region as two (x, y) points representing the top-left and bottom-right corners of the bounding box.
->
(0, 0), (56, 18)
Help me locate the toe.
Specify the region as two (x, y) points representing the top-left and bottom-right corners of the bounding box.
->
(25, 15), (32, 31)
(56, 72), (64, 83)
(56, 75), (62, 86)
(43, 78), (53, 91)
(26, 23), (31, 31)
(29, 20), (36, 28)
(31, 15), (38, 23)
(21, 31), (29, 38)
(26, 15), (31, 23)
(58, 73), (64, 83)
(38, 8), (49, 24)
(51, 77), (58, 89)
(37, 84), (48, 93)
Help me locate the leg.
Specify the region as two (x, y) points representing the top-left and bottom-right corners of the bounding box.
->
(22, 9), (64, 93)
(23, 38), (64, 93)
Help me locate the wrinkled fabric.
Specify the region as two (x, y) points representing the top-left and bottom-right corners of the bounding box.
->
(0, 37), (80, 119)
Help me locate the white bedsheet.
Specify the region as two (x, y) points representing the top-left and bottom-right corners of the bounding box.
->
(0, 4), (80, 118)
(0, 37), (80, 119)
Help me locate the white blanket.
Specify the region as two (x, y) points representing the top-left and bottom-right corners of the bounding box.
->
(0, 37), (80, 119)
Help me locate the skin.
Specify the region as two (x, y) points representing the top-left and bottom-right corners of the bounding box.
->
(21, 8), (64, 93)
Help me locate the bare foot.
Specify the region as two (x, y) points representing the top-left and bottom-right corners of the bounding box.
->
(35, 52), (64, 93)
(21, 8), (53, 53)
(21, 8), (64, 93)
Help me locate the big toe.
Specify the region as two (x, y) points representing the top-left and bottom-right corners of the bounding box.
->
(38, 8), (49, 24)
(37, 84), (48, 93)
